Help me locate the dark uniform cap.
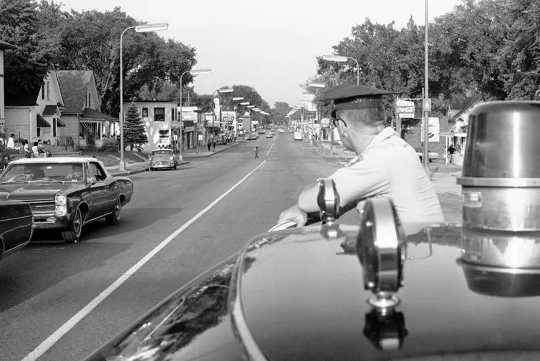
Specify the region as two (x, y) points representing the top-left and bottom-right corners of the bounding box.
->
(318, 84), (394, 111)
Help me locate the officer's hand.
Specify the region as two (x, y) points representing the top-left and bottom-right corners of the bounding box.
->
(278, 205), (307, 227)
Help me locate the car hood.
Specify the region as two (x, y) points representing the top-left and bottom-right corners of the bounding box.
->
(235, 224), (540, 360)
(0, 182), (82, 201)
(86, 224), (540, 361)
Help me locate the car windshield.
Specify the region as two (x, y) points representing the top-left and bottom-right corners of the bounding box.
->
(0, 163), (84, 183)
(152, 150), (172, 155)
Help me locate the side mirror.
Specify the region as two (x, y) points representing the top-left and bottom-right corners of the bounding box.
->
(87, 176), (97, 185)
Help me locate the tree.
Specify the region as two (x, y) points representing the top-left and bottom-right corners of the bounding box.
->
(123, 104), (147, 150)
(271, 102), (292, 124)
(0, 0), (54, 105)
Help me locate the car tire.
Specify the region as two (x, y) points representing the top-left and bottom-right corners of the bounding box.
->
(62, 207), (84, 243)
(106, 198), (121, 225)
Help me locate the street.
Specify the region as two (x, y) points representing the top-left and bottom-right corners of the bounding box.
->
(0, 134), (355, 361)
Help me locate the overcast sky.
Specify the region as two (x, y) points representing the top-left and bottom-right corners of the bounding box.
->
(59, 0), (462, 107)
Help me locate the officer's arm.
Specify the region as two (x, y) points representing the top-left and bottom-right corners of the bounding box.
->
(297, 184), (319, 213)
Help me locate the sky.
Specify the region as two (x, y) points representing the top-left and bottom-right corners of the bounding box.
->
(58, 0), (462, 107)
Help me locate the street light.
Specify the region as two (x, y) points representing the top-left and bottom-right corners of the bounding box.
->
(321, 54), (360, 86)
(178, 68), (212, 160)
(119, 22), (168, 171)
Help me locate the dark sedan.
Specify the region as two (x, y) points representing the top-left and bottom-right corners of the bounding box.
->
(0, 201), (33, 258)
(0, 157), (133, 243)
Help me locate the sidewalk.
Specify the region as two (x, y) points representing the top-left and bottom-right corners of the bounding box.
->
(182, 142), (239, 159)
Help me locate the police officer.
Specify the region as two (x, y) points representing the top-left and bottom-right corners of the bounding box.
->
(279, 84), (443, 226)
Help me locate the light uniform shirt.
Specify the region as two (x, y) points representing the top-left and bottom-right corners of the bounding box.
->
(7, 137), (15, 149)
(330, 127), (444, 224)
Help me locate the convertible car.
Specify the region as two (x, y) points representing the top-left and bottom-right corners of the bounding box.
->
(0, 157), (133, 242)
(86, 101), (540, 361)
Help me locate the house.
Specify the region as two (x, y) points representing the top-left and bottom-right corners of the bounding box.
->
(0, 40), (16, 140)
(5, 70), (117, 148)
(124, 101), (178, 152)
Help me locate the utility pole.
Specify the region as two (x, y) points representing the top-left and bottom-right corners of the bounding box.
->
(423, 0), (430, 169)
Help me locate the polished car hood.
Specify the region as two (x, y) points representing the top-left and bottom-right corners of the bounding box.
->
(0, 182), (82, 201)
(237, 225), (540, 360)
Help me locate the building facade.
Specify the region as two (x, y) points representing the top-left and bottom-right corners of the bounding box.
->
(125, 101), (177, 152)
(0, 40), (15, 141)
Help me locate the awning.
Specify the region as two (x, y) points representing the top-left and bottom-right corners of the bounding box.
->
(80, 108), (118, 122)
(36, 114), (51, 127)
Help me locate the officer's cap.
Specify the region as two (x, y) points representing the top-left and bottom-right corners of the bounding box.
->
(318, 84), (394, 111)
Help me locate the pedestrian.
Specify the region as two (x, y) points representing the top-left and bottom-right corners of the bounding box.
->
(448, 144), (456, 164)
(31, 141), (40, 157)
(278, 84), (443, 226)
(7, 133), (15, 149)
(254, 145), (259, 159)
(212, 139), (216, 150)
(23, 140), (31, 158)
(207, 138), (211, 152)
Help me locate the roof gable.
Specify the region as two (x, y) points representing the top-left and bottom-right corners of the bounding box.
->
(55, 70), (97, 113)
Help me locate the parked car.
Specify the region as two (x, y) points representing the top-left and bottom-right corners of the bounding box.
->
(247, 132), (258, 140)
(293, 130), (303, 140)
(258, 129), (266, 135)
(414, 147), (439, 162)
(0, 157), (133, 243)
(149, 149), (179, 170)
(0, 201), (33, 258)
(265, 132), (274, 138)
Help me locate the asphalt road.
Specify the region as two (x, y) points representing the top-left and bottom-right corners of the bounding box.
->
(0, 134), (349, 361)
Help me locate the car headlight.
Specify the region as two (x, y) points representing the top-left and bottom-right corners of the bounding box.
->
(55, 194), (67, 217)
(170, 156), (174, 161)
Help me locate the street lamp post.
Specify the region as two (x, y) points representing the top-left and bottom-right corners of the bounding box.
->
(119, 22), (168, 171)
(321, 55), (360, 85)
(423, 0), (430, 169)
(178, 68), (212, 161)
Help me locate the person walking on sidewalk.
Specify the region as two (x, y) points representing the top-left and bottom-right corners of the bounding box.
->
(254, 145), (259, 159)
(448, 144), (456, 164)
(278, 84), (443, 226)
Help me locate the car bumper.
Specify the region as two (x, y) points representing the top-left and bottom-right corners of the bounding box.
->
(31, 212), (71, 230)
(150, 163), (175, 169)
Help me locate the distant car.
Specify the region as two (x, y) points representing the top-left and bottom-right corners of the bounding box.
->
(247, 132), (258, 140)
(293, 131), (303, 140)
(266, 132), (274, 138)
(149, 149), (179, 170)
(414, 148), (440, 162)
(0, 201), (33, 258)
(278, 129), (285, 133)
(258, 129), (266, 135)
(0, 157), (133, 243)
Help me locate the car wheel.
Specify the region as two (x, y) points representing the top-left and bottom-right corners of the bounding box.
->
(106, 198), (122, 225)
(62, 207), (84, 243)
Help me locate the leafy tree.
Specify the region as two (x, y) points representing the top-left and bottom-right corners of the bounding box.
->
(271, 102), (292, 124)
(123, 104), (147, 150)
(0, 0), (54, 105)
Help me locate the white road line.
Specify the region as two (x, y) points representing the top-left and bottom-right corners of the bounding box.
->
(22, 160), (267, 361)
(266, 141), (275, 157)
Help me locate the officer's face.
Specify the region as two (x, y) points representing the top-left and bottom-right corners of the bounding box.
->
(335, 110), (378, 153)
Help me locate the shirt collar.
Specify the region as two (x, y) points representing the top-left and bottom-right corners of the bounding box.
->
(363, 127), (396, 154)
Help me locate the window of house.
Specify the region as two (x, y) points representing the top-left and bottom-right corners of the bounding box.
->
(142, 108), (148, 117)
(53, 119), (57, 137)
(41, 84), (45, 100)
(171, 107), (176, 121)
(154, 107), (165, 121)
(46, 82), (50, 101)
(37, 127), (41, 137)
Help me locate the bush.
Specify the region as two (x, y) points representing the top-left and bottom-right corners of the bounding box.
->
(97, 138), (119, 152)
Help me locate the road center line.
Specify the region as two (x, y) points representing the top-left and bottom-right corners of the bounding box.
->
(266, 141), (275, 157)
(22, 159), (267, 361)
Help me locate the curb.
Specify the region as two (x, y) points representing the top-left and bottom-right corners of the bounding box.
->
(183, 142), (239, 159)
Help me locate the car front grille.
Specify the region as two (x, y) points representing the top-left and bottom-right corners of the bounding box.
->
(29, 202), (55, 217)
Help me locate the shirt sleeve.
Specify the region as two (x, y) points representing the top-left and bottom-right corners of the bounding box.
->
(330, 157), (390, 208)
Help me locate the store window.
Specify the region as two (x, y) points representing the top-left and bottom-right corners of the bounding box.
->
(142, 107), (148, 117)
(154, 107), (165, 121)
